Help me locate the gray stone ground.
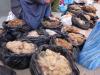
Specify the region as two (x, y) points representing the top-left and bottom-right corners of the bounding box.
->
(0, 3), (100, 75)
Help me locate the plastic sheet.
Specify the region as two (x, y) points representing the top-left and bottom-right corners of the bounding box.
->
(1, 29), (23, 42)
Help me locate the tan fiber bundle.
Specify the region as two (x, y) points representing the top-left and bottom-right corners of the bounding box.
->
(38, 49), (72, 75)
(68, 33), (85, 46)
(55, 38), (73, 50)
(61, 25), (79, 33)
(81, 5), (96, 13)
(6, 41), (36, 54)
(42, 19), (61, 29)
(27, 31), (40, 37)
(8, 19), (25, 27)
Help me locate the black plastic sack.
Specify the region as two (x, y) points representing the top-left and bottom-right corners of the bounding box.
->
(2, 21), (32, 33)
(0, 28), (5, 35)
(72, 11), (90, 30)
(23, 29), (50, 46)
(0, 65), (16, 75)
(17, 24), (32, 33)
(68, 4), (82, 14)
(50, 30), (69, 39)
(30, 45), (80, 75)
(49, 31), (70, 50)
(49, 34), (81, 61)
(1, 29), (23, 42)
(49, 30), (69, 44)
(41, 19), (63, 31)
(49, 33), (69, 46)
(24, 29), (49, 37)
(2, 20), (24, 30)
(0, 28), (6, 46)
(25, 36), (50, 47)
(72, 46), (80, 61)
(90, 16), (99, 28)
(1, 39), (37, 69)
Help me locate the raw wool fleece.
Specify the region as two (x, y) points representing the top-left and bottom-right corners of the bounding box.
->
(61, 13), (72, 26)
(7, 19), (25, 27)
(1, 40), (37, 69)
(81, 5), (96, 13)
(75, 0), (94, 5)
(42, 19), (61, 29)
(6, 41), (36, 54)
(37, 49), (72, 75)
(68, 33), (85, 46)
(27, 31), (40, 37)
(45, 29), (57, 36)
(61, 25), (79, 33)
(55, 38), (73, 50)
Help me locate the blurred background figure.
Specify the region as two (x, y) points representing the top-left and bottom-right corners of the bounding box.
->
(52, 0), (60, 12)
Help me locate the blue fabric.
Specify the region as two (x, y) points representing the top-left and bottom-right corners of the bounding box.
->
(64, 0), (74, 4)
(11, 0), (51, 29)
(78, 22), (100, 70)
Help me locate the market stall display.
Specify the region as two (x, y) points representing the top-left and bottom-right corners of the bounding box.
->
(0, 2), (99, 74)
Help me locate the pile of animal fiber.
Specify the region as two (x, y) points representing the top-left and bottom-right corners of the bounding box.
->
(6, 41), (36, 54)
(37, 49), (72, 75)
